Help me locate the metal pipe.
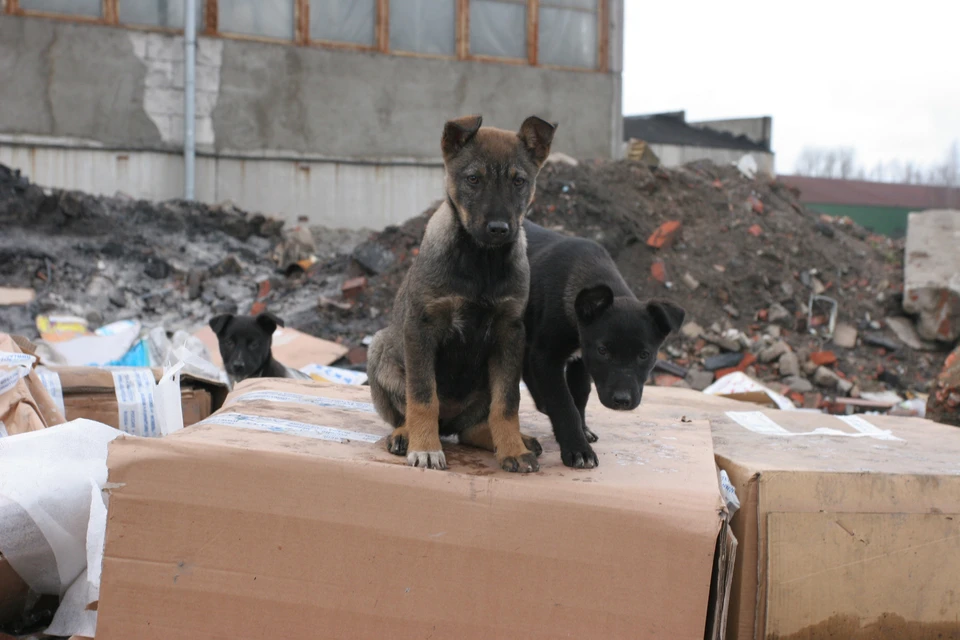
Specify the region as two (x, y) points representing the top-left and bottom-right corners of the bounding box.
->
(183, 0), (197, 200)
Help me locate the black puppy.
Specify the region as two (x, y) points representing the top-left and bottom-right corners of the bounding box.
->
(522, 220), (686, 469)
(208, 312), (310, 386)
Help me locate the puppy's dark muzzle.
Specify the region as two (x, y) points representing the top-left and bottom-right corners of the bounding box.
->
(483, 220), (514, 245)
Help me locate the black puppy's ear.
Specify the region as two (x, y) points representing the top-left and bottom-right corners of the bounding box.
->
(647, 300), (685, 338)
(441, 115), (483, 161)
(575, 285), (614, 325)
(518, 116), (557, 167)
(255, 312), (284, 335)
(209, 314), (233, 336)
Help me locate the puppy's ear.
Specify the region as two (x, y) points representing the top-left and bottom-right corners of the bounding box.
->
(441, 115), (482, 161)
(647, 300), (685, 338)
(575, 285), (614, 325)
(209, 314), (233, 337)
(255, 312), (284, 335)
(518, 116), (557, 167)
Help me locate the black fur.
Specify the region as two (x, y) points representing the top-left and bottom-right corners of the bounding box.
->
(522, 220), (685, 469)
(208, 312), (305, 385)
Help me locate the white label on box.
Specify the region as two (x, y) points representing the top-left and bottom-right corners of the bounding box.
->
(112, 369), (158, 437)
(300, 364), (368, 386)
(837, 415), (903, 442)
(37, 370), (67, 417)
(200, 412), (382, 443)
(0, 351), (36, 367)
(231, 390), (376, 414)
(0, 367), (28, 395)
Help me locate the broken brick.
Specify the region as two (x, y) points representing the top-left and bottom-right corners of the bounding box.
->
(748, 224), (763, 237)
(647, 220), (683, 249)
(650, 260), (667, 284)
(342, 276), (368, 299)
(714, 366), (740, 380)
(810, 351), (838, 366)
(250, 301), (267, 315)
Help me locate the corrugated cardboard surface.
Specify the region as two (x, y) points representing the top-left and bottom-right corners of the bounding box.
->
(48, 366), (221, 429)
(0, 334), (65, 435)
(704, 396), (960, 640)
(97, 379), (725, 640)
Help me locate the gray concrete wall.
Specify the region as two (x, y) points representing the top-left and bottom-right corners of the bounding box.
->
(689, 116), (773, 150)
(646, 143), (776, 176)
(0, 14), (617, 160)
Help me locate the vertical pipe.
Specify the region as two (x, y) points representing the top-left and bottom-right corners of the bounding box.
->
(183, 0), (197, 199)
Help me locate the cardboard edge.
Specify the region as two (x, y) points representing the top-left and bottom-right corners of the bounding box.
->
(705, 516), (740, 640)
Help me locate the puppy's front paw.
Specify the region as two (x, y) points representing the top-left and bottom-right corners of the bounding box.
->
(561, 446), (598, 469)
(583, 425), (599, 443)
(521, 433), (543, 457)
(386, 427), (409, 456)
(407, 450), (447, 470)
(500, 452), (540, 473)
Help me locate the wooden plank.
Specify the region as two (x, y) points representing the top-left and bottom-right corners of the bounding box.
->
(295, 0), (309, 45)
(456, 0), (469, 59)
(527, 0), (538, 65)
(376, 0), (389, 52)
(103, 0), (118, 24)
(203, 0), (218, 36)
(597, 0), (609, 72)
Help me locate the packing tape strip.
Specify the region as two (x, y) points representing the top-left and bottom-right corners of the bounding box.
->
(229, 390), (377, 414)
(725, 411), (902, 441)
(0, 351), (37, 367)
(0, 366), (30, 396)
(37, 369), (67, 418)
(198, 411), (382, 443)
(111, 369), (159, 437)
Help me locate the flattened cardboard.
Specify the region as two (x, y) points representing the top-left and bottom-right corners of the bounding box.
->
(0, 334), (65, 434)
(47, 366), (225, 429)
(707, 398), (960, 640)
(0, 287), (35, 306)
(194, 325), (349, 370)
(98, 379), (725, 640)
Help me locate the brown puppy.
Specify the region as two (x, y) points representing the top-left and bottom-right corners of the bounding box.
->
(367, 115), (556, 472)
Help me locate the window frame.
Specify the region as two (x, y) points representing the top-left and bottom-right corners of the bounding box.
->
(3, 0), (610, 73)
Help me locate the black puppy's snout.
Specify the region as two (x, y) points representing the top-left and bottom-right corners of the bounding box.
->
(487, 221), (510, 236)
(612, 390), (632, 409)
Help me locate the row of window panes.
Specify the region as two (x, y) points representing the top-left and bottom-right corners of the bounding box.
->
(17, 0), (599, 69)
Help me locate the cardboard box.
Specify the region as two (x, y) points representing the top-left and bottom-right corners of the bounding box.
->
(97, 379), (729, 639)
(0, 334), (65, 435)
(45, 366), (227, 432)
(705, 399), (960, 639)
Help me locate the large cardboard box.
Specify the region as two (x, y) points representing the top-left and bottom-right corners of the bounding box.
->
(706, 399), (960, 639)
(44, 366), (227, 432)
(97, 379), (729, 639)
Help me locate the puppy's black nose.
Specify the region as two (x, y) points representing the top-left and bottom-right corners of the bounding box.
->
(613, 391), (632, 409)
(487, 221), (510, 236)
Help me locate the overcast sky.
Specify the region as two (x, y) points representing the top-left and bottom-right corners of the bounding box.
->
(621, 0), (960, 175)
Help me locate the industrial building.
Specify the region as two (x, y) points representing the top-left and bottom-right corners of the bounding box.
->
(0, 1), (624, 228)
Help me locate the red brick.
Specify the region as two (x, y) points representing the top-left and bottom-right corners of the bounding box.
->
(342, 276), (368, 299)
(738, 353), (757, 371)
(256, 278), (272, 300)
(810, 351), (837, 366)
(714, 367), (739, 380)
(748, 224), (763, 237)
(647, 220), (683, 249)
(650, 260), (667, 284)
(757, 309), (768, 321)
(250, 301), (267, 315)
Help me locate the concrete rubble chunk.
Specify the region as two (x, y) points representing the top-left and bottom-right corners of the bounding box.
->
(778, 351), (800, 378)
(885, 316), (938, 351)
(813, 366), (843, 390)
(680, 321), (704, 339)
(832, 322), (858, 349)
(783, 375), (813, 393)
(768, 303), (791, 325)
(685, 369), (715, 391)
(759, 340), (790, 364)
(902, 209), (960, 342)
(682, 272), (700, 291)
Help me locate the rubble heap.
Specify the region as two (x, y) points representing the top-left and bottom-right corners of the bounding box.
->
(1, 159), (952, 412)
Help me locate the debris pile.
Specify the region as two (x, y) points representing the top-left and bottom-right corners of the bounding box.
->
(0, 159), (953, 415)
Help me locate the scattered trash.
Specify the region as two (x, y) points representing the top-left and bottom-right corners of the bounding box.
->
(703, 371), (796, 411)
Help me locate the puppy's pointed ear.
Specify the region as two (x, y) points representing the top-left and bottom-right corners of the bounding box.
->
(255, 312), (284, 335)
(209, 314), (233, 336)
(575, 285), (614, 325)
(647, 300), (685, 338)
(441, 115), (483, 161)
(518, 116), (557, 167)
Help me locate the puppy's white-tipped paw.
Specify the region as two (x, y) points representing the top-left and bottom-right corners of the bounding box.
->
(407, 450), (447, 470)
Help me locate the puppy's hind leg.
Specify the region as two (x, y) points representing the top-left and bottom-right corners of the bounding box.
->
(565, 357), (597, 443)
(367, 331), (410, 456)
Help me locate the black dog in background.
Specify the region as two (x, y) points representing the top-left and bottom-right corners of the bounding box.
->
(522, 220), (686, 469)
(209, 312), (310, 386)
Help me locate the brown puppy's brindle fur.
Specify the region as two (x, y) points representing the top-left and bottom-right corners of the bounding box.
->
(367, 115), (556, 472)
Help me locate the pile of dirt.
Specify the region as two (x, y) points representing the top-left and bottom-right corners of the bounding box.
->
(0, 157), (950, 410)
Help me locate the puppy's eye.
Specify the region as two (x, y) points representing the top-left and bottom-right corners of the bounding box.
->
(513, 176), (526, 187)
(466, 174), (480, 185)
(597, 345), (608, 356)
(639, 350), (651, 360)
(249, 341), (259, 350)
